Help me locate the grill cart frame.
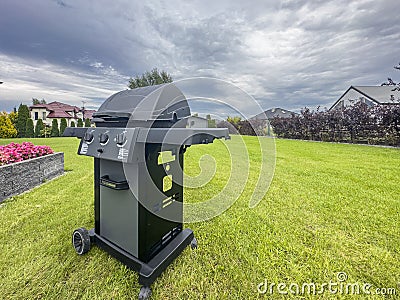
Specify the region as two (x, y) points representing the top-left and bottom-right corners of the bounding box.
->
(64, 84), (229, 299)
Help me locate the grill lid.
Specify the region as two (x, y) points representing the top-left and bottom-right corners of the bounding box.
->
(93, 84), (190, 125)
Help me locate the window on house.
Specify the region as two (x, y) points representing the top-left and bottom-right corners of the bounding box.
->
(43, 112), (46, 120)
(34, 112), (38, 120)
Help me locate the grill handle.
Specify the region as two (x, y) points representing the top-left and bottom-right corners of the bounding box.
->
(100, 175), (129, 190)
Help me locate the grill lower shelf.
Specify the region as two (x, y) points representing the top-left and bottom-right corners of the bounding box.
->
(89, 228), (195, 286)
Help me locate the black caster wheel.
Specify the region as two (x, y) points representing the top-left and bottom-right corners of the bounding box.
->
(72, 227), (91, 255)
(190, 237), (198, 249)
(138, 286), (152, 300)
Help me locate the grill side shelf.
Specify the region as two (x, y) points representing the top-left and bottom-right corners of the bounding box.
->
(62, 127), (88, 139)
(136, 128), (230, 145)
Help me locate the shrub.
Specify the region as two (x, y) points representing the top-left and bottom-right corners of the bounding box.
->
(41, 126), (51, 138)
(16, 104), (30, 137)
(35, 119), (44, 137)
(60, 118), (67, 135)
(0, 112), (18, 138)
(77, 119), (83, 127)
(50, 119), (59, 137)
(8, 111), (18, 127)
(0, 142), (54, 166)
(269, 103), (400, 146)
(25, 118), (34, 138)
(84, 118), (91, 127)
(70, 121), (75, 127)
(220, 118), (269, 136)
(217, 120), (239, 134)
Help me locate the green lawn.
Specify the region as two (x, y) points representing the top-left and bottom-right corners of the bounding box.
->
(0, 137), (399, 299)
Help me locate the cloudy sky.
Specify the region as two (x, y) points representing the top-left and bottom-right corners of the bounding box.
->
(0, 0), (399, 116)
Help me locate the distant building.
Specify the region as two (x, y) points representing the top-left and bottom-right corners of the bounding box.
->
(251, 108), (297, 120)
(330, 86), (400, 110)
(187, 115), (208, 128)
(29, 101), (96, 126)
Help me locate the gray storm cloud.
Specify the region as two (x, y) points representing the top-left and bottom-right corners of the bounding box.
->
(0, 0), (399, 112)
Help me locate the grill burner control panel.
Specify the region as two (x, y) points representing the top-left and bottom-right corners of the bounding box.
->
(77, 127), (230, 163)
(78, 128), (137, 162)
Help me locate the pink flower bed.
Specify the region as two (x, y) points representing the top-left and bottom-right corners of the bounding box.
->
(0, 142), (54, 166)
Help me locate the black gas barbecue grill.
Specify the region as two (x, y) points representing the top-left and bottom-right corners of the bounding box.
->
(64, 84), (229, 299)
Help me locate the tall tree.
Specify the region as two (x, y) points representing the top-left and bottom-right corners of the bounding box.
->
(0, 112), (18, 138)
(50, 119), (60, 137)
(35, 119), (44, 137)
(60, 118), (67, 135)
(8, 111), (17, 127)
(16, 104), (30, 137)
(25, 118), (34, 138)
(381, 62), (400, 91)
(77, 118), (83, 127)
(206, 114), (216, 128)
(32, 98), (47, 105)
(128, 68), (173, 89)
(84, 118), (91, 127)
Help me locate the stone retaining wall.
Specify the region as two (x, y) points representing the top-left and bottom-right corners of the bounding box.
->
(0, 152), (64, 202)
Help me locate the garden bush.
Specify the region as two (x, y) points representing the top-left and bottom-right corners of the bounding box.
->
(25, 119), (34, 138)
(60, 118), (67, 135)
(50, 119), (59, 137)
(35, 119), (44, 138)
(0, 112), (18, 138)
(270, 103), (400, 146)
(0, 142), (54, 165)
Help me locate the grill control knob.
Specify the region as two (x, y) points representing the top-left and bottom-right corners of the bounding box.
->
(99, 133), (109, 144)
(83, 132), (94, 143)
(116, 132), (126, 145)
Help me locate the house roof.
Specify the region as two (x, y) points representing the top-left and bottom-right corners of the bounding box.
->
(83, 110), (96, 119)
(251, 108), (297, 120)
(30, 101), (80, 111)
(47, 110), (74, 118)
(47, 101), (80, 112)
(30, 101), (97, 119)
(330, 85), (400, 110)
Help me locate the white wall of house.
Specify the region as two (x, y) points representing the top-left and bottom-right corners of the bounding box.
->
(332, 88), (376, 110)
(48, 118), (76, 127)
(187, 116), (208, 128)
(30, 110), (79, 127)
(75, 111), (82, 119)
(30, 108), (50, 126)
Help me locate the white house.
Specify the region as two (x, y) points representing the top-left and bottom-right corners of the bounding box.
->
(330, 86), (400, 110)
(187, 116), (208, 128)
(251, 107), (297, 120)
(30, 101), (96, 126)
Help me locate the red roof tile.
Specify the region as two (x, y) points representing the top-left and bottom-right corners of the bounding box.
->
(83, 110), (96, 119)
(46, 101), (79, 112)
(30, 101), (97, 119)
(47, 110), (74, 118)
